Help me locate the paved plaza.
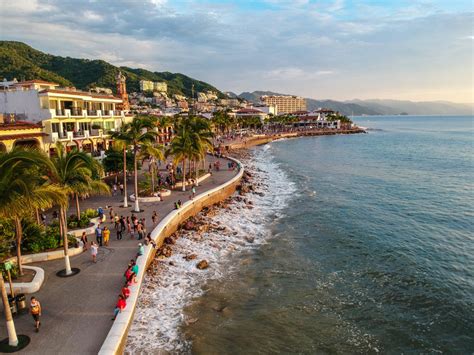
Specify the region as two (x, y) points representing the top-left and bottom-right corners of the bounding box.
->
(0, 155), (239, 354)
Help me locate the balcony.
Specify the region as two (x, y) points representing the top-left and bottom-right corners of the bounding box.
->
(55, 109), (65, 116)
(70, 107), (83, 116)
(90, 128), (103, 137)
(87, 110), (98, 116)
(112, 110), (122, 116)
(73, 131), (85, 138)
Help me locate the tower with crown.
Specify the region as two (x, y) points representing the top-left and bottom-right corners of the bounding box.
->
(116, 71), (130, 111)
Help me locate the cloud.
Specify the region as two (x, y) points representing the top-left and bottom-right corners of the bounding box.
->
(0, 0), (472, 102)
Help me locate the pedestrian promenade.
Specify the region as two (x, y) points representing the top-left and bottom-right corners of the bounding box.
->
(0, 155), (238, 354)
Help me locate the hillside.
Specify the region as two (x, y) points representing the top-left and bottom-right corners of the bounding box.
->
(0, 41), (224, 98)
(239, 91), (473, 116)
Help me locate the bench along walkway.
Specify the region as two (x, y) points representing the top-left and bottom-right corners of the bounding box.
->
(0, 155), (239, 354)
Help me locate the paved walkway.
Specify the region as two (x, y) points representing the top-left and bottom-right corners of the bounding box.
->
(0, 155), (239, 354)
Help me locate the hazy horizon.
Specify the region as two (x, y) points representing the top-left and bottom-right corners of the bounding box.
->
(1, 0), (473, 103)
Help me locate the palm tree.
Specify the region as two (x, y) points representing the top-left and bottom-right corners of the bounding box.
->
(73, 158), (109, 219)
(0, 148), (67, 275)
(117, 116), (158, 212)
(188, 116), (214, 186)
(48, 143), (110, 275)
(138, 142), (164, 194)
(166, 120), (194, 191)
(0, 273), (17, 346)
(109, 128), (131, 208)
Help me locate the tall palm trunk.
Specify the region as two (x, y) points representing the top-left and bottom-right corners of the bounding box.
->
(195, 159), (199, 186)
(35, 208), (40, 225)
(123, 146), (128, 208)
(0, 274), (18, 346)
(75, 193), (81, 221)
(150, 158), (155, 194)
(133, 146), (140, 212)
(182, 159), (186, 192)
(60, 206), (72, 275)
(14, 216), (23, 276)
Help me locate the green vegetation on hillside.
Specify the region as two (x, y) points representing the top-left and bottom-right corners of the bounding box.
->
(0, 41), (223, 98)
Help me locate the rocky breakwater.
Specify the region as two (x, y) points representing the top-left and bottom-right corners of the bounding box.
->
(125, 149), (275, 353)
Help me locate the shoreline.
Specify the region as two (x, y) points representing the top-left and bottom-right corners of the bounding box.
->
(99, 155), (244, 354)
(224, 128), (366, 150)
(103, 130), (365, 353)
(125, 147), (281, 353)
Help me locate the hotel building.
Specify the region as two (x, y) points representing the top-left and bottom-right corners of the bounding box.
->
(0, 80), (129, 156)
(260, 95), (306, 114)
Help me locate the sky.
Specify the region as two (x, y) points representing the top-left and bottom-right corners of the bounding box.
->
(0, 0), (473, 103)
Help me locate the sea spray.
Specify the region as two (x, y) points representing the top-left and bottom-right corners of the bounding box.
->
(126, 146), (296, 353)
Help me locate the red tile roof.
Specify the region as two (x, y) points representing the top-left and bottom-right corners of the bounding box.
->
(0, 120), (43, 131)
(0, 132), (47, 141)
(236, 108), (264, 114)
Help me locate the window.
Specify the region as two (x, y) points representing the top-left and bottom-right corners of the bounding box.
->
(51, 122), (60, 133)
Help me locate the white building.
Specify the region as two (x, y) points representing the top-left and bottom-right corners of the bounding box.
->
(0, 79), (128, 155)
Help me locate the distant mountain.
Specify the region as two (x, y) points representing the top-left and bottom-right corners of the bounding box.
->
(349, 99), (473, 116)
(238, 91), (473, 116)
(0, 41), (224, 98)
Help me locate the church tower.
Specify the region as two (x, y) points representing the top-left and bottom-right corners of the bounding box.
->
(116, 71), (130, 111)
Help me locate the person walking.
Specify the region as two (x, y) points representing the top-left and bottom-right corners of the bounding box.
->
(113, 183), (118, 196)
(116, 226), (123, 240)
(120, 216), (126, 232)
(103, 226), (110, 246)
(137, 223), (143, 240)
(126, 216), (132, 236)
(81, 231), (88, 251)
(152, 211), (157, 225)
(30, 296), (42, 332)
(119, 182), (124, 195)
(191, 185), (196, 199)
(91, 242), (98, 263)
(114, 214), (120, 230)
(95, 225), (103, 246)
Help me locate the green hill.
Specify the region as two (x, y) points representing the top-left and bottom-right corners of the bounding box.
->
(0, 41), (224, 98)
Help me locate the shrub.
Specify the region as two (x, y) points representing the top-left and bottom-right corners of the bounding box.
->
(78, 215), (90, 228)
(27, 226), (61, 253)
(84, 208), (98, 218)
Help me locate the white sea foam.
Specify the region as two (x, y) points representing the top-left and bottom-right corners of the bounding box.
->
(125, 146), (296, 353)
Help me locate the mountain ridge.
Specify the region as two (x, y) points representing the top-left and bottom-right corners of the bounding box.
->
(237, 91), (473, 116)
(0, 41), (224, 98)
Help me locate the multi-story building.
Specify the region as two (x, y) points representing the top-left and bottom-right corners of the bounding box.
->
(260, 95), (306, 114)
(139, 80), (167, 93)
(0, 80), (129, 156)
(154, 82), (167, 93)
(139, 80), (154, 92)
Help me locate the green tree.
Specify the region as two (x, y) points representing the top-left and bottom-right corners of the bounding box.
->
(48, 143), (109, 275)
(0, 148), (66, 275)
(138, 142), (164, 194)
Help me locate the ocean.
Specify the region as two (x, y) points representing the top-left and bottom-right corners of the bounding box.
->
(127, 115), (473, 354)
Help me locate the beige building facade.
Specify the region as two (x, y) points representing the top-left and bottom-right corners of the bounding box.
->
(260, 95), (306, 114)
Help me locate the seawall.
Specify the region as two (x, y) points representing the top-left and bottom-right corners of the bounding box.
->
(98, 156), (244, 354)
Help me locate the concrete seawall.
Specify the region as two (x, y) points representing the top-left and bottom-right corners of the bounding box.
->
(99, 156), (244, 354)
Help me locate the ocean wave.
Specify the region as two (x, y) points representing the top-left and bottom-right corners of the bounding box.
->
(125, 147), (296, 353)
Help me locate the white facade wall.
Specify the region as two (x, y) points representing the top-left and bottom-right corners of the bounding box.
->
(0, 90), (51, 123)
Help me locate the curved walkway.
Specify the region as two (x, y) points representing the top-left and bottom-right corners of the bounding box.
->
(0, 155), (239, 354)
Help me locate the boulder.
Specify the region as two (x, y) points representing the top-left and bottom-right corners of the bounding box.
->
(184, 254), (197, 261)
(196, 260), (209, 270)
(245, 236), (255, 243)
